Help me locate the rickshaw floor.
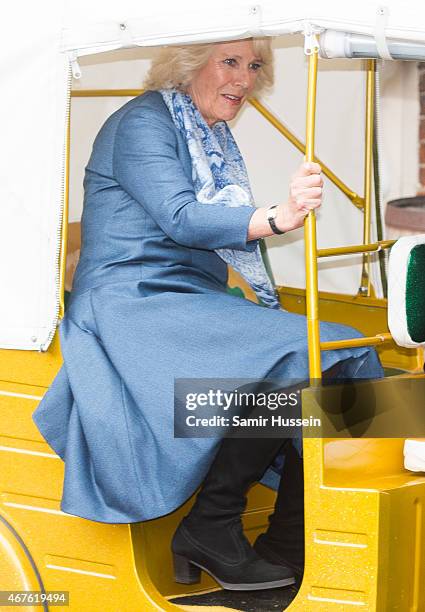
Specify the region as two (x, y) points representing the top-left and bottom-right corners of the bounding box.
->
(169, 585), (298, 611)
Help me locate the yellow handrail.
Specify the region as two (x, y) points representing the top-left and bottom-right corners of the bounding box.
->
(358, 60), (376, 296)
(59, 110), (71, 319)
(321, 333), (392, 351)
(302, 55), (391, 360)
(318, 240), (395, 258)
(304, 50), (322, 380)
(71, 89), (143, 97)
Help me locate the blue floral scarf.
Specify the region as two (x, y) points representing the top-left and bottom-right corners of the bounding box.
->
(160, 89), (280, 309)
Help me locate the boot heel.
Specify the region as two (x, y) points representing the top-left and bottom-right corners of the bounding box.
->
(173, 553), (201, 584)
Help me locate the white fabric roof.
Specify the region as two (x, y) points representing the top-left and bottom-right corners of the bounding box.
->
(1, 0), (423, 350)
(63, 0), (425, 56)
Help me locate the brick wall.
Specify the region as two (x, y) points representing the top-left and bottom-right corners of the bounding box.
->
(420, 62), (425, 193)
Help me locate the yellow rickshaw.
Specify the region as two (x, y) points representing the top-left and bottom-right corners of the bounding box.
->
(1, 1), (425, 610)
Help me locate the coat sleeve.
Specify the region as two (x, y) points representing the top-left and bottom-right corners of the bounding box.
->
(113, 105), (258, 251)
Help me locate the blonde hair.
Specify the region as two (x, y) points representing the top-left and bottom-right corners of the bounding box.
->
(143, 38), (274, 96)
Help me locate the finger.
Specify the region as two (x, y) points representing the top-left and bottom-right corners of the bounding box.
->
(294, 188), (322, 205)
(296, 161), (322, 177)
(300, 200), (322, 212)
(306, 161), (322, 174)
(297, 186), (322, 199)
(293, 176), (320, 189)
(304, 175), (324, 188)
(307, 187), (322, 198)
(293, 175), (323, 190)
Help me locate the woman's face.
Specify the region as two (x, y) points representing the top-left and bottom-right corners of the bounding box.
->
(187, 40), (263, 127)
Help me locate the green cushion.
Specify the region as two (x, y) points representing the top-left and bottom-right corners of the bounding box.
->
(388, 235), (425, 347)
(406, 244), (425, 343)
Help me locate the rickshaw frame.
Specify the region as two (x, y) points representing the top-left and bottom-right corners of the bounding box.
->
(1, 29), (425, 611)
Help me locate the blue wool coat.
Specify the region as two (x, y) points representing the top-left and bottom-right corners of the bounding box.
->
(32, 91), (383, 523)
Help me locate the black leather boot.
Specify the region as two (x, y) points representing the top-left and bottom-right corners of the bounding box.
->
(172, 436), (296, 590)
(254, 440), (305, 578)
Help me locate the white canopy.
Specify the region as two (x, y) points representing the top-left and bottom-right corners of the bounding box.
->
(1, 0), (424, 350)
(63, 1), (425, 56)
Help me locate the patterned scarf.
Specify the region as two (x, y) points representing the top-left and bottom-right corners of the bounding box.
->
(160, 88), (280, 309)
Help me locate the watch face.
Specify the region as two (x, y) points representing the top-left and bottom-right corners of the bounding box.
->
(267, 206), (284, 235)
(267, 206), (276, 220)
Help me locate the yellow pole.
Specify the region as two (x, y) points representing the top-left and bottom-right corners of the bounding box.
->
(321, 332), (392, 351)
(304, 49), (322, 381)
(317, 239), (395, 258)
(359, 60), (375, 296)
(71, 89), (143, 97)
(58, 109), (71, 319)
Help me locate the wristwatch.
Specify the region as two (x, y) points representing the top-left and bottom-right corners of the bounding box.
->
(266, 205), (285, 235)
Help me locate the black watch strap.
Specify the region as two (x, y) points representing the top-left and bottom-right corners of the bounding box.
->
(266, 205), (285, 235)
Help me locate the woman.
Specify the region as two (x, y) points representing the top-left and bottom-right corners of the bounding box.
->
(33, 38), (383, 591)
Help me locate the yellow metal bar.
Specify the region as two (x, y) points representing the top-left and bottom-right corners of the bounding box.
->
(359, 60), (376, 296)
(58, 111), (71, 319)
(318, 239), (395, 258)
(321, 332), (392, 351)
(248, 97), (364, 210)
(71, 88), (364, 211)
(304, 50), (322, 380)
(71, 89), (143, 97)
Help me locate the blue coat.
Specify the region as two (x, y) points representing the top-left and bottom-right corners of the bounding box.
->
(33, 91), (383, 523)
